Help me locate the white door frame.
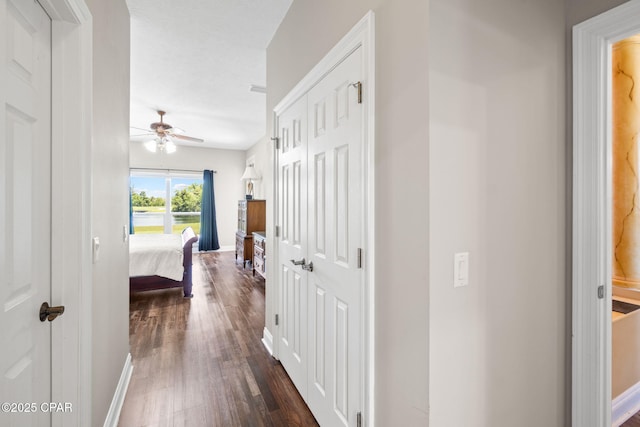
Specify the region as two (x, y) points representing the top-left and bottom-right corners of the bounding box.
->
(573, 1), (640, 426)
(270, 10), (376, 425)
(37, 1), (93, 426)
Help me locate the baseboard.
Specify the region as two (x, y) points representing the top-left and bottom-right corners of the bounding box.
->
(613, 380), (640, 426)
(103, 353), (133, 427)
(262, 327), (274, 356)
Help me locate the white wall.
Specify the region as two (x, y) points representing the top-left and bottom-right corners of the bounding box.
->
(130, 142), (247, 248)
(84, 0), (131, 425)
(429, 1), (566, 426)
(566, 0), (629, 28)
(267, 1), (430, 424)
(245, 136), (269, 200)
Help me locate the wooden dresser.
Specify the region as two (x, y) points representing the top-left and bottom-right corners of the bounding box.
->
(235, 199), (265, 267)
(252, 232), (266, 278)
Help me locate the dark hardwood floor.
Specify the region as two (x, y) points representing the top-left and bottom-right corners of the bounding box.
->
(623, 411), (640, 426)
(118, 252), (318, 427)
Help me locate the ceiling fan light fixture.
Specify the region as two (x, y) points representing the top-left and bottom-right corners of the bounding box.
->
(164, 137), (177, 154)
(143, 136), (177, 154)
(144, 139), (157, 152)
(133, 111), (203, 153)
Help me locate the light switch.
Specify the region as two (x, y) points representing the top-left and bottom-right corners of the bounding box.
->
(454, 252), (469, 287)
(123, 225), (128, 242)
(92, 237), (100, 264)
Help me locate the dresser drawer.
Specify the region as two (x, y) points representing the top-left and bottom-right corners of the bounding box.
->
(253, 253), (264, 275)
(252, 233), (266, 279)
(236, 232), (245, 262)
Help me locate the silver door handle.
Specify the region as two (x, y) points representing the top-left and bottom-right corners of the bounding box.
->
(290, 258), (313, 272)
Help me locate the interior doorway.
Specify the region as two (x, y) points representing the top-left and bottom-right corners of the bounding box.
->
(610, 33), (640, 427)
(572, 2), (640, 426)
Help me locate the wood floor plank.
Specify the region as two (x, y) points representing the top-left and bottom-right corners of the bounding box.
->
(118, 251), (318, 427)
(623, 411), (640, 427)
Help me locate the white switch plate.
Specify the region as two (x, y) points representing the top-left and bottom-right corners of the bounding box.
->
(92, 237), (100, 264)
(454, 252), (469, 287)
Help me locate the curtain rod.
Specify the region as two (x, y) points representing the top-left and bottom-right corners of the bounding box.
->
(130, 167), (216, 174)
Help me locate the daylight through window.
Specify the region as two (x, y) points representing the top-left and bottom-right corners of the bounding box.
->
(130, 171), (203, 235)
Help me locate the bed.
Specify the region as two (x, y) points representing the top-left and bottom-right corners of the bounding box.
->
(129, 227), (198, 297)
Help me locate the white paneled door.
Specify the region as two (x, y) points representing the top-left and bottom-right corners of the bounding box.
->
(278, 93), (309, 397)
(277, 47), (364, 427)
(0, 0), (53, 425)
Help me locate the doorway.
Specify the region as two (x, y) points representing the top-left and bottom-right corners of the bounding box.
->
(573, 1), (640, 426)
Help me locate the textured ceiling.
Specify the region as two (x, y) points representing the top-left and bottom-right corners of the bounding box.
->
(127, 0), (292, 150)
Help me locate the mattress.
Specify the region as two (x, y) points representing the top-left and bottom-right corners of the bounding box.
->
(129, 233), (184, 281)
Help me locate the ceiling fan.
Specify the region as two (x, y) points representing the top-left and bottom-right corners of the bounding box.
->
(130, 110), (204, 153)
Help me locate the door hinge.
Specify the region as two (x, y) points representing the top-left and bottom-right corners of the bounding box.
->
(357, 411), (362, 427)
(275, 225), (280, 237)
(357, 248), (363, 269)
(271, 136), (280, 149)
(351, 81), (362, 104)
(598, 285), (605, 299)
(275, 314), (279, 326)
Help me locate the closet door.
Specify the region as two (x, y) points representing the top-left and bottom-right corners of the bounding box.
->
(277, 94), (309, 397)
(276, 46), (365, 426)
(305, 46), (364, 427)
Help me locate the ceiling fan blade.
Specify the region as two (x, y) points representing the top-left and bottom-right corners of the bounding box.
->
(130, 133), (155, 137)
(171, 134), (204, 143)
(130, 126), (152, 132)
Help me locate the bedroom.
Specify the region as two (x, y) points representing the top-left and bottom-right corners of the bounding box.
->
(122, 0), (307, 424)
(125, 0), (280, 290)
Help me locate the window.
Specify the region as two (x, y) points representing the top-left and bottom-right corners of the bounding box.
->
(130, 171), (202, 234)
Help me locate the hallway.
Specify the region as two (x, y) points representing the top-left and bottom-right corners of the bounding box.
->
(118, 251), (318, 426)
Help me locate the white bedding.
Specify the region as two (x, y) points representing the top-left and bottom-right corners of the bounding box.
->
(129, 234), (184, 281)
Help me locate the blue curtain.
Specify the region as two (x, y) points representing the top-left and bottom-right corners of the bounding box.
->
(129, 188), (135, 234)
(199, 170), (220, 251)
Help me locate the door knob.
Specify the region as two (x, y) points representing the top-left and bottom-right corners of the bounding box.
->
(39, 302), (65, 322)
(291, 258), (314, 272)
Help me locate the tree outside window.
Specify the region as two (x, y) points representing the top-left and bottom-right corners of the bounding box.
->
(130, 174), (203, 234)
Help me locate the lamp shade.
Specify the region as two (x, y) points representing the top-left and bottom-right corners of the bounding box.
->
(240, 165), (260, 181)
